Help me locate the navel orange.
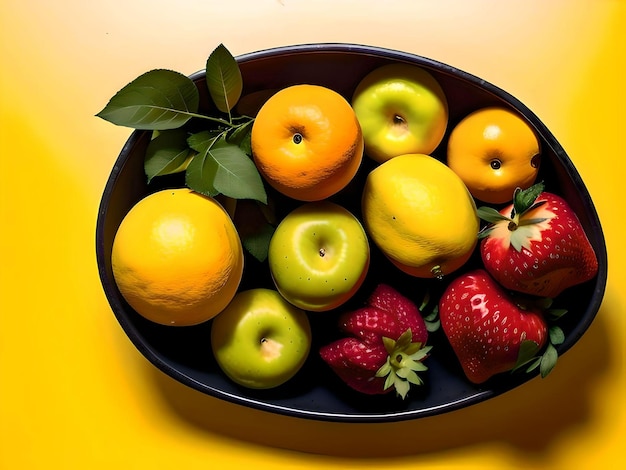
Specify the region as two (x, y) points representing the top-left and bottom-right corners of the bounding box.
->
(250, 84), (364, 201)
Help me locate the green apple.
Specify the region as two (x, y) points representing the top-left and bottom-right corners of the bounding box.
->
(351, 63), (448, 163)
(268, 201), (370, 312)
(211, 288), (311, 389)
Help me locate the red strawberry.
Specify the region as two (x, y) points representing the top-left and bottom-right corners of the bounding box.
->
(439, 269), (549, 384)
(478, 182), (598, 298)
(319, 338), (391, 395)
(341, 284), (429, 346)
(320, 284), (431, 398)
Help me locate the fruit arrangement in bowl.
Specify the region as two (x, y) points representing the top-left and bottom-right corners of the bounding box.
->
(95, 43), (607, 422)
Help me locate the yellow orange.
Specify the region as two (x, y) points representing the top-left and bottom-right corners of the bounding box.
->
(250, 84), (364, 201)
(362, 153), (479, 279)
(446, 106), (541, 204)
(111, 188), (243, 326)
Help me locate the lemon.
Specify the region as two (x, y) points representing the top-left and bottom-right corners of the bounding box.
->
(361, 153), (479, 278)
(111, 188), (244, 326)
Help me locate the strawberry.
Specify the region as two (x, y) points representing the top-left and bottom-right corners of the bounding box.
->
(319, 337), (393, 395)
(439, 269), (554, 384)
(342, 284), (429, 345)
(319, 284), (431, 398)
(477, 182), (598, 298)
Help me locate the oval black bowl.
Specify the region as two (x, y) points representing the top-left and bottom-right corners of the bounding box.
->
(96, 44), (607, 423)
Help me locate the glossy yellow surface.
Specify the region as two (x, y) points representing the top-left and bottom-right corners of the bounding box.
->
(1, 1), (624, 468)
(362, 154), (479, 278)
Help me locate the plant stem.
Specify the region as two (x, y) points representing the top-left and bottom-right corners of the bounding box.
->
(184, 111), (233, 127)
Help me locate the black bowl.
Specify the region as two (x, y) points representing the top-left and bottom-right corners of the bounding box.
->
(96, 44), (607, 423)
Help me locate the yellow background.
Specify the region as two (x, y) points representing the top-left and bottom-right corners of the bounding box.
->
(1, 1), (624, 468)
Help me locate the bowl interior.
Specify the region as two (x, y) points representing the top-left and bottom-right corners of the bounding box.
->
(96, 44), (607, 422)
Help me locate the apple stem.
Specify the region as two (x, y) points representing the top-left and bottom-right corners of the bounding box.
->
(393, 114), (406, 125)
(431, 265), (444, 280)
(319, 248), (326, 257)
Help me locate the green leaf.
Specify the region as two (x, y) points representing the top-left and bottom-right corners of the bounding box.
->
(382, 336), (396, 355)
(423, 308), (438, 323)
(96, 69), (200, 130)
(513, 340), (541, 370)
(226, 119), (254, 155)
(384, 370), (397, 392)
(397, 368), (420, 384)
(241, 222), (275, 263)
(547, 308), (568, 321)
(549, 325), (565, 345)
(186, 134), (267, 203)
(212, 143), (266, 202)
(394, 378), (410, 399)
(425, 318), (441, 333)
(206, 44), (243, 114)
(518, 217), (550, 227)
(144, 129), (193, 182)
(407, 354), (426, 369)
(257, 198), (277, 225)
(187, 129), (223, 153)
(404, 344), (422, 358)
(512, 181), (545, 215)
(476, 206), (511, 224)
(376, 361), (391, 378)
(185, 148), (219, 197)
(539, 343), (559, 378)
(524, 357), (542, 373)
(184, 130), (224, 196)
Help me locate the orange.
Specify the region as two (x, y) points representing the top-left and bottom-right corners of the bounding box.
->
(111, 188), (244, 326)
(250, 84), (364, 201)
(446, 106), (541, 204)
(362, 154), (478, 279)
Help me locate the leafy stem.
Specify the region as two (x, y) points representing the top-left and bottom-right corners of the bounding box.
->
(96, 43), (273, 261)
(189, 111), (239, 127)
(95, 43), (265, 204)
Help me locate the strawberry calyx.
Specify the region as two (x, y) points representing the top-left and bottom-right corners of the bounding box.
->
(512, 296), (567, 379)
(418, 290), (441, 333)
(477, 182), (554, 252)
(375, 328), (432, 399)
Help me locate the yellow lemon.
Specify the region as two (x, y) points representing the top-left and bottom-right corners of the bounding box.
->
(362, 153), (479, 279)
(111, 188), (244, 326)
